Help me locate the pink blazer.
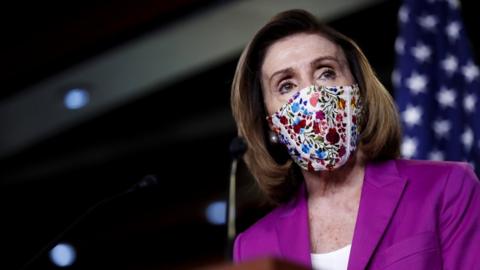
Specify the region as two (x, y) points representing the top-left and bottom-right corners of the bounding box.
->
(233, 159), (480, 269)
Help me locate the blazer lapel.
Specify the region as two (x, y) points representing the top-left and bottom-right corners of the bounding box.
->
(347, 160), (407, 270)
(275, 184), (312, 268)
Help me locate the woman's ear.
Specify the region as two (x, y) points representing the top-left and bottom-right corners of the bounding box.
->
(267, 120), (274, 131)
(264, 117), (279, 144)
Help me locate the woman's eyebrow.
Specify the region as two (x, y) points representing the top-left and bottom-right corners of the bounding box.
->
(310, 56), (340, 68)
(268, 67), (293, 85)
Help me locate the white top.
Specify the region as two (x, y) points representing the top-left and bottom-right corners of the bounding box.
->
(311, 244), (351, 270)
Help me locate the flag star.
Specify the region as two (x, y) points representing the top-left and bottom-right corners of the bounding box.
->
(391, 70), (401, 87)
(411, 43), (432, 62)
(441, 55), (458, 75)
(433, 119), (451, 139)
(398, 6), (409, 23)
(406, 72), (428, 94)
(462, 62), (479, 82)
(446, 21), (461, 41)
(436, 87), (456, 108)
(402, 104), (422, 127)
(428, 149), (444, 161)
(395, 37), (405, 54)
(461, 127), (474, 151)
(401, 137), (418, 158)
(447, 0), (460, 9)
(464, 94), (477, 113)
(418, 15), (438, 31)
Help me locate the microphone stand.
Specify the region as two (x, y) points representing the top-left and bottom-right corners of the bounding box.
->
(20, 175), (158, 270)
(226, 137), (247, 260)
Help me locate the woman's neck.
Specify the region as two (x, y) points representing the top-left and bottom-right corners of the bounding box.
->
(303, 151), (365, 200)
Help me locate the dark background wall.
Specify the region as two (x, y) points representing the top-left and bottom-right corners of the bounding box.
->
(1, 0), (478, 269)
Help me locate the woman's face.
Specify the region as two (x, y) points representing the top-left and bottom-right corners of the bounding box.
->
(261, 33), (355, 115)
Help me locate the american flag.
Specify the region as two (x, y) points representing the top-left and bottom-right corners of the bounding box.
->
(393, 0), (480, 173)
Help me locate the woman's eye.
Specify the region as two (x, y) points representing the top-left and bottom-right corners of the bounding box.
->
(317, 69), (336, 81)
(278, 82), (296, 94)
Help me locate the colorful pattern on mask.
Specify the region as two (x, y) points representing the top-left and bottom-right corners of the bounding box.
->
(267, 84), (362, 171)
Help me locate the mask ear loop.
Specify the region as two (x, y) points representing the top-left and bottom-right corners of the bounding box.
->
(343, 84), (362, 167)
(345, 86), (354, 164)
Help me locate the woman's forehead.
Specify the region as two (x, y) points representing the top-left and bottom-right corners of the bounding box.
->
(261, 33), (344, 76)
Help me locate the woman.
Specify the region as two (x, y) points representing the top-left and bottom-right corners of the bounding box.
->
(230, 9), (480, 270)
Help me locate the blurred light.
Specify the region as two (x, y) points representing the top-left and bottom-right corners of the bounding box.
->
(206, 200), (227, 225)
(49, 242), (76, 267)
(64, 88), (90, 110)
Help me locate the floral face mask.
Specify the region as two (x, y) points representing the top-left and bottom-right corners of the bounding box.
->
(267, 84), (362, 171)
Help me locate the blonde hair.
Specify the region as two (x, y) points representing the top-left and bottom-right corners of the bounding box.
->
(231, 9), (401, 204)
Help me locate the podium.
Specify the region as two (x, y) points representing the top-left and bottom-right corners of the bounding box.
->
(205, 257), (310, 270)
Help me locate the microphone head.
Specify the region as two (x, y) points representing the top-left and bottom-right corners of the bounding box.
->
(128, 174), (159, 193)
(138, 174), (158, 188)
(229, 137), (247, 159)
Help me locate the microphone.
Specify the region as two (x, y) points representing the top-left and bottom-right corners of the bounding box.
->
(20, 174), (159, 270)
(126, 174), (159, 193)
(229, 136), (248, 160)
(226, 137), (247, 260)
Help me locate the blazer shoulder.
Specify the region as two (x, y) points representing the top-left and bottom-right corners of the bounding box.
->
(238, 204), (285, 240)
(395, 160), (480, 195)
(234, 203), (291, 262)
(393, 159), (479, 188)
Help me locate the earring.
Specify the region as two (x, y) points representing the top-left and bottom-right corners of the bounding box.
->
(269, 131), (279, 144)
